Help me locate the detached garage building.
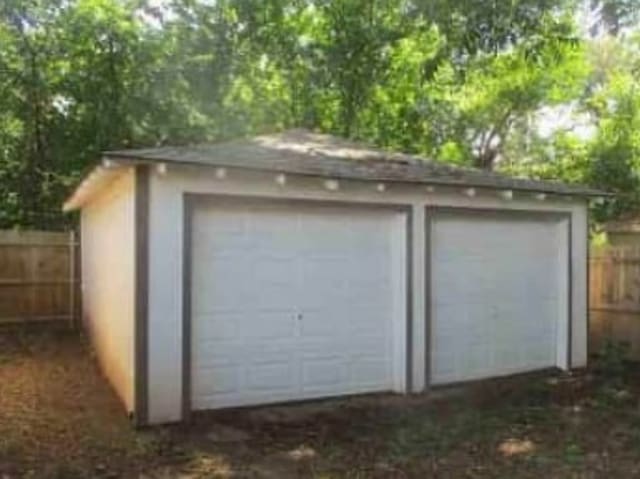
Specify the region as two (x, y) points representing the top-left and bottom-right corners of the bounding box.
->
(63, 130), (601, 426)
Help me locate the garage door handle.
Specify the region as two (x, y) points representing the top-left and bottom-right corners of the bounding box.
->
(297, 313), (303, 321)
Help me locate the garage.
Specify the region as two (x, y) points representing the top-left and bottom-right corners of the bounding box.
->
(429, 210), (570, 385)
(64, 129), (597, 425)
(189, 198), (409, 410)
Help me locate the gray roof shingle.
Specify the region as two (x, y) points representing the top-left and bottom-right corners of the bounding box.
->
(105, 129), (605, 197)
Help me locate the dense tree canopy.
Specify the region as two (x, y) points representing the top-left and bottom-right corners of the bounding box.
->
(0, 0), (639, 228)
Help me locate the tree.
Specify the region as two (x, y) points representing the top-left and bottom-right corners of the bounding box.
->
(0, 0), (637, 228)
(590, 0), (640, 37)
(587, 66), (640, 220)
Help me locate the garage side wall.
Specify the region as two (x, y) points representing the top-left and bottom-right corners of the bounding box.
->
(81, 168), (136, 413)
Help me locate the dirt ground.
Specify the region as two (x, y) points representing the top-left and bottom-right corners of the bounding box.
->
(1, 326), (640, 478)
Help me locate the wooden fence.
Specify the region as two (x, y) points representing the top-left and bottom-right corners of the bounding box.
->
(590, 245), (640, 359)
(0, 230), (78, 326)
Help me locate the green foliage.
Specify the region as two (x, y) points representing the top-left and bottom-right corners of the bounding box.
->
(593, 339), (630, 384)
(591, 0), (640, 36)
(0, 0), (639, 227)
(563, 443), (584, 465)
(0, 0), (156, 227)
(587, 66), (640, 220)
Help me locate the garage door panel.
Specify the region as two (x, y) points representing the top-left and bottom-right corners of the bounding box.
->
(297, 345), (349, 363)
(192, 343), (244, 367)
(301, 258), (351, 285)
(433, 266), (487, 305)
(191, 201), (404, 410)
(250, 259), (297, 305)
(249, 231), (299, 259)
(250, 241), (299, 260)
(528, 267), (561, 299)
(538, 298), (563, 324)
(493, 347), (520, 366)
(298, 261), (349, 308)
(431, 303), (468, 337)
(193, 260), (249, 311)
(298, 310), (346, 338)
(431, 266), (461, 305)
(346, 335), (390, 356)
(435, 219), (554, 255)
(249, 291), (298, 311)
(431, 214), (567, 385)
(193, 312), (242, 341)
(248, 208), (296, 231)
(351, 358), (391, 387)
(347, 308), (390, 335)
(196, 236), (249, 260)
(297, 290), (348, 310)
(300, 236), (354, 257)
(348, 280), (391, 306)
(253, 257), (296, 281)
(459, 347), (490, 374)
(432, 352), (457, 383)
(244, 311), (297, 339)
(301, 358), (349, 388)
(193, 210), (245, 238)
(523, 342), (554, 363)
(193, 365), (240, 397)
(246, 361), (297, 392)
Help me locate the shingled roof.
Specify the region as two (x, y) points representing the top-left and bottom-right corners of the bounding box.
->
(104, 129), (603, 197)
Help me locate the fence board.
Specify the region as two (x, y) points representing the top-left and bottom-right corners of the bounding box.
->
(0, 230), (78, 326)
(590, 245), (640, 359)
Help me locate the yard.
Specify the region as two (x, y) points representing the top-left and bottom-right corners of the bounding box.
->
(1, 327), (639, 478)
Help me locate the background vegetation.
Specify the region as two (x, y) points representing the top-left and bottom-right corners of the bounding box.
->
(1, 0), (639, 228)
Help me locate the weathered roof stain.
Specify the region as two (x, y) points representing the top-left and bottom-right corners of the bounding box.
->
(105, 129), (604, 196)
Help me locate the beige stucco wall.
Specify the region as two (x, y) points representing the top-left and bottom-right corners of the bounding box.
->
(81, 168), (136, 413)
(145, 163), (589, 424)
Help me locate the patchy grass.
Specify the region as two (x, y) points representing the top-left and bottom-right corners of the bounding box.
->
(2, 327), (640, 478)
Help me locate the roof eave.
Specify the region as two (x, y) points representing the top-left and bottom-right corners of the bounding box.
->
(102, 152), (610, 199)
(63, 162), (132, 212)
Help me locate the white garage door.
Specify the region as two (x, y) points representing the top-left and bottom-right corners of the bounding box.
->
(430, 212), (569, 385)
(190, 200), (407, 410)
